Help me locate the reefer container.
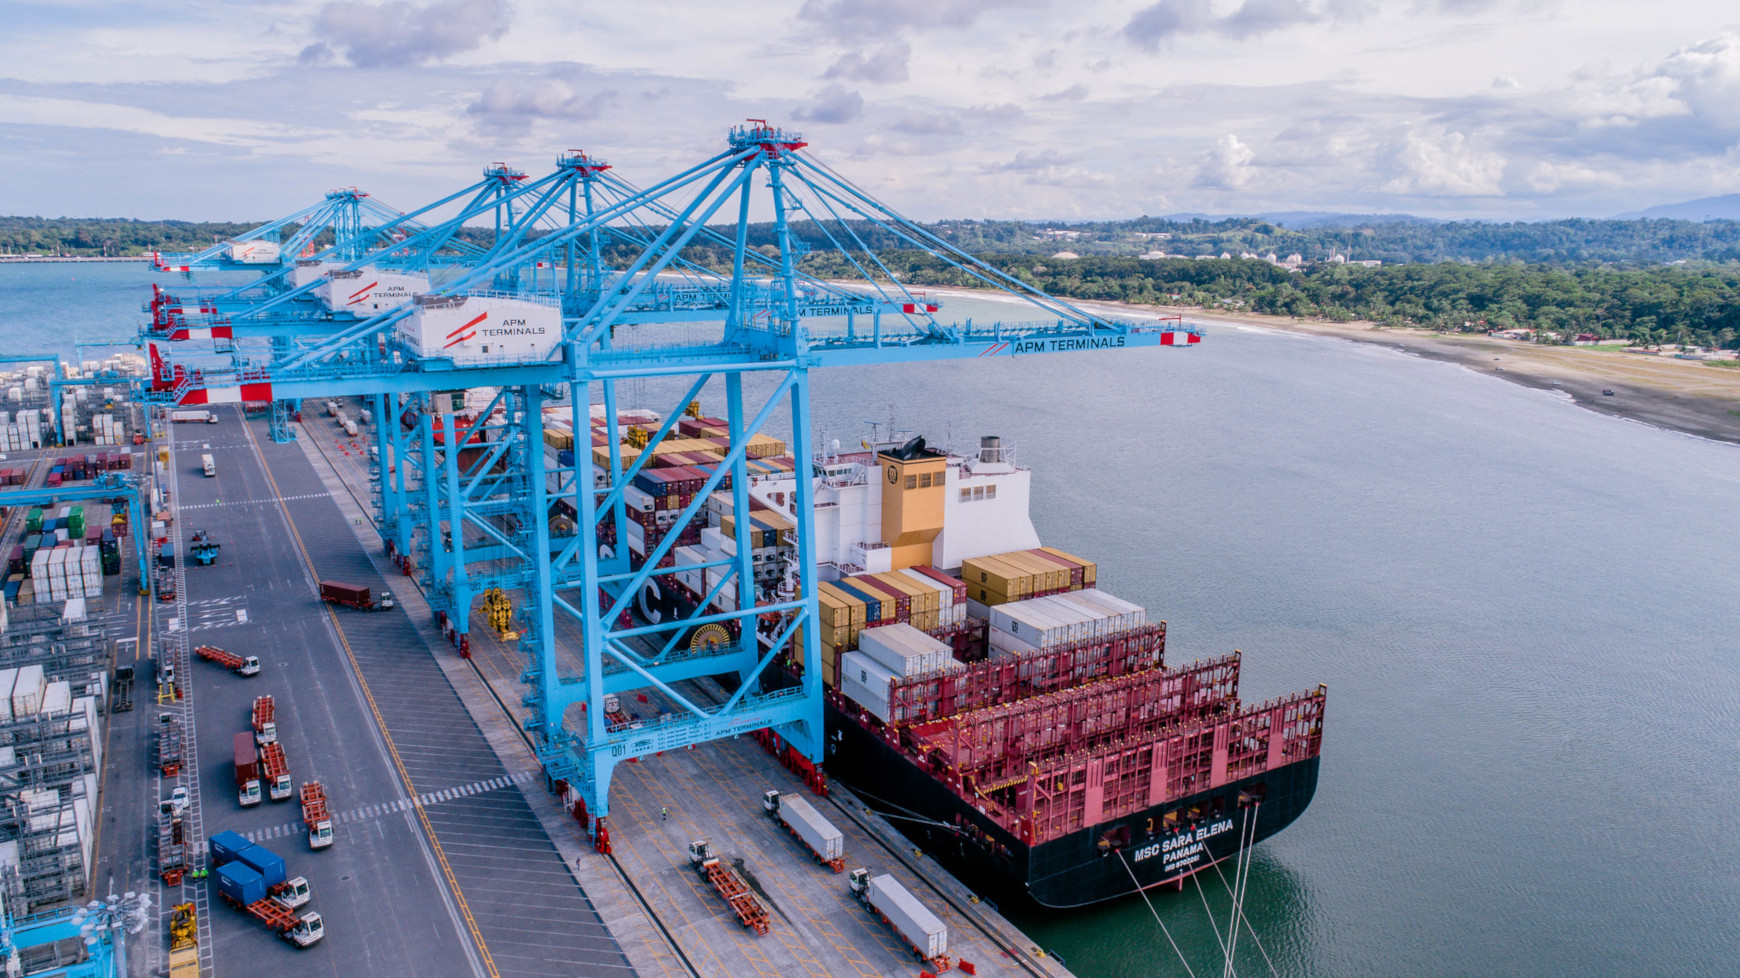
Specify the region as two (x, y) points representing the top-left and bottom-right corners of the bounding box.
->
(857, 623), (953, 678)
(863, 873), (947, 961)
(765, 791), (845, 867)
(839, 651), (897, 723)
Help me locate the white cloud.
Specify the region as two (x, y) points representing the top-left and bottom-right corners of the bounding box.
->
(1383, 130), (1505, 196)
(307, 0), (511, 68)
(1194, 134), (1257, 188)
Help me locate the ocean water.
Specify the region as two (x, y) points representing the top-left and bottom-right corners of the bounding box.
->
(5, 264), (1736, 977)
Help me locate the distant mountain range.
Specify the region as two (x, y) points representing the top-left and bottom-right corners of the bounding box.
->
(1161, 210), (1438, 228)
(1614, 194), (1740, 221)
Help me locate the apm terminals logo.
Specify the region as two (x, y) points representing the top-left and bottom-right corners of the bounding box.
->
(480, 318), (546, 337)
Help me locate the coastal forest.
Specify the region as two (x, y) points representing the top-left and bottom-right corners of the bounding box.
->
(11, 213), (1740, 349)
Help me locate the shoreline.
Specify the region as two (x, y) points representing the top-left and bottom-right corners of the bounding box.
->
(921, 285), (1740, 447)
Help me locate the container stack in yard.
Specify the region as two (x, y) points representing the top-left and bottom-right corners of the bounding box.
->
(763, 790), (845, 872)
(208, 830), (323, 946)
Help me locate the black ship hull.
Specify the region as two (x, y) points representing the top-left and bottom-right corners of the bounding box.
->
(824, 698), (1320, 909)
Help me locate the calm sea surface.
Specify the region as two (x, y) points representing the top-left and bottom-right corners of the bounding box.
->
(4, 263), (1737, 977)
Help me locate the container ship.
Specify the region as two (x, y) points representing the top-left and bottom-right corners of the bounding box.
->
(558, 413), (1327, 909)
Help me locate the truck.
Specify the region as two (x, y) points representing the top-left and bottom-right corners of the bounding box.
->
(234, 732), (261, 807)
(197, 645), (260, 677)
(169, 410), (218, 424)
(848, 869), (948, 967)
(763, 790), (845, 872)
(318, 579), (395, 611)
(158, 809), (188, 885)
(201, 453), (216, 477)
(158, 715), (184, 777)
(687, 840), (769, 935)
(261, 741), (292, 801)
(252, 695), (277, 745)
(300, 782), (333, 849)
(208, 832), (322, 947)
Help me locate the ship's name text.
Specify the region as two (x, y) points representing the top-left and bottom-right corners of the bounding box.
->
(1129, 818), (1236, 866)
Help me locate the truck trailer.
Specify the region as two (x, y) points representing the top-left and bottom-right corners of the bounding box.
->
(234, 732), (261, 806)
(763, 790), (845, 871)
(197, 645), (260, 677)
(848, 869), (948, 966)
(318, 580), (394, 611)
(300, 782), (333, 849)
(252, 695), (277, 745)
(169, 410), (218, 424)
(208, 832), (321, 947)
(261, 741), (292, 802)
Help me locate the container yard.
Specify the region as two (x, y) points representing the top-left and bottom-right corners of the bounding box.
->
(0, 124), (1318, 978)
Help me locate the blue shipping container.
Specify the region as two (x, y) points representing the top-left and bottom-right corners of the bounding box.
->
(215, 861), (266, 906)
(830, 580), (883, 623)
(234, 844), (287, 888)
(209, 830), (252, 865)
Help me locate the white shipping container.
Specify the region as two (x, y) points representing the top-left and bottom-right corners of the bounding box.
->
(774, 794), (844, 862)
(39, 680), (72, 717)
(623, 486), (655, 514)
(11, 664), (45, 717)
(0, 668), (18, 722)
(62, 597), (87, 622)
(840, 651), (896, 721)
(865, 875), (948, 960)
(857, 623), (951, 678)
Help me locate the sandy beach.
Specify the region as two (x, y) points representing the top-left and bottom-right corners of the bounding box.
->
(922, 285), (1740, 446)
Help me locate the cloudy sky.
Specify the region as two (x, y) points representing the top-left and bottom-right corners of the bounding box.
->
(4, 0), (1740, 222)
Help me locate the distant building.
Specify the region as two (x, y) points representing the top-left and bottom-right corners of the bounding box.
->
(1039, 229), (1082, 240)
(1050, 251), (1079, 260)
(1355, 259), (1382, 268)
(1572, 333), (1601, 345)
(1138, 251), (1168, 260)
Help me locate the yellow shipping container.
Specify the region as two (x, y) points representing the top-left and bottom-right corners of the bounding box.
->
(961, 554), (1036, 599)
(1040, 546), (1097, 585)
(872, 571), (936, 613)
(818, 582), (868, 623)
(543, 427), (574, 450)
(746, 433), (786, 458)
(1001, 550), (1065, 592)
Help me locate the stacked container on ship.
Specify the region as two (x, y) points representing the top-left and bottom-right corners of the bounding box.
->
(604, 423), (1326, 908)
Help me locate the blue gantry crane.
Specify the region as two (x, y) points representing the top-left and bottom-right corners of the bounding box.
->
(143, 123), (1201, 848)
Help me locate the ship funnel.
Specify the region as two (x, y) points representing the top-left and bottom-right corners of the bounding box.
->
(979, 435), (1003, 464)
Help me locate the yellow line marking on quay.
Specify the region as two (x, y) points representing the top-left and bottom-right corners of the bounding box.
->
(239, 418), (501, 978)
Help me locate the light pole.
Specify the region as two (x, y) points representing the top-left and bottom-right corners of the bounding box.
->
(72, 881), (150, 978)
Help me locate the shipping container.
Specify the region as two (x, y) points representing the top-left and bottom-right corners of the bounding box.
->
(863, 874), (948, 961)
(209, 829), (253, 866)
(767, 791), (845, 866)
(857, 623), (954, 678)
(215, 861), (267, 907)
(233, 844), (287, 888)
